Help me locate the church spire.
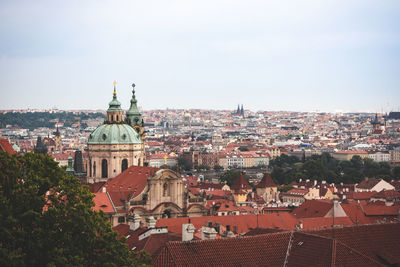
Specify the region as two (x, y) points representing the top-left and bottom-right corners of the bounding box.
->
(126, 83), (143, 127)
(107, 81), (123, 123)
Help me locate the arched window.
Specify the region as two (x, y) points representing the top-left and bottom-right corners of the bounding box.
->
(138, 158), (141, 166)
(163, 182), (168, 197)
(102, 159), (108, 178)
(116, 115), (119, 121)
(93, 161), (96, 177)
(121, 159), (128, 172)
(162, 210), (171, 218)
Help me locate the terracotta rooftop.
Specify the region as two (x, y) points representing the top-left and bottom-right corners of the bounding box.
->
(102, 165), (160, 207)
(283, 188), (309, 196)
(357, 178), (381, 189)
(154, 227), (386, 267)
(0, 138), (16, 154)
(256, 173), (276, 188)
(230, 173), (252, 191)
(347, 191), (378, 200)
(300, 216), (354, 230)
(155, 213), (298, 234)
(313, 223), (400, 266)
(92, 192), (115, 214)
(372, 190), (400, 199)
(292, 200), (334, 218)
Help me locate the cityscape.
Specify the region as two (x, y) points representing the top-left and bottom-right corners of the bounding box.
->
(1, 1), (400, 266)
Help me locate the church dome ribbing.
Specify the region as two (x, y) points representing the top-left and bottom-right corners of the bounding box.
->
(88, 124), (142, 144)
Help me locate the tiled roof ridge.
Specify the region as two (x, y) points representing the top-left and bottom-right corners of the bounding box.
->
(333, 237), (385, 266)
(166, 229), (293, 245)
(304, 222), (398, 233)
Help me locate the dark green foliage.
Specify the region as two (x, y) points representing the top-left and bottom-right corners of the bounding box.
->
(0, 152), (148, 266)
(393, 167), (400, 179)
(214, 165), (223, 171)
(177, 155), (192, 171)
(195, 165), (210, 171)
(270, 152), (399, 185)
(0, 112), (106, 130)
(219, 170), (250, 186)
(278, 184), (294, 193)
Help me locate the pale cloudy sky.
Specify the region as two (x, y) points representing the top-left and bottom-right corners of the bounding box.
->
(0, 0), (399, 112)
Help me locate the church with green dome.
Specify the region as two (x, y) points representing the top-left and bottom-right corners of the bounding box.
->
(86, 82), (145, 183)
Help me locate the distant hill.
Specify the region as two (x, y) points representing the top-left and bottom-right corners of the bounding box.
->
(0, 111), (106, 130)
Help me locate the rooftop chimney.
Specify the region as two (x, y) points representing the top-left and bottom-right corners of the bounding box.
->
(202, 226), (217, 240)
(146, 216), (156, 229)
(182, 223), (195, 241)
(129, 213), (141, 231)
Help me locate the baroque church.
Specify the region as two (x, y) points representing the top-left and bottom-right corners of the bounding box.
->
(86, 82), (145, 183)
(87, 82), (207, 225)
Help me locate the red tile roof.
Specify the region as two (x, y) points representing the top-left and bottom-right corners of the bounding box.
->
(230, 173), (252, 191)
(82, 182), (106, 193)
(103, 166), (159, 207)
(292, 200), (333, 218)
(0, 138), (16, 154)
(363, 205), (399, 216)
(347, 191), (377, 200)
(256, 173), (276, 188)
(92, 192), (115, 214)
(113, 224), (189, 260)
(155, 213), (298, 234)
(341, 202), (374, 225)
(357, 178), (381, 189)
(300, 216), (354, 230)
(283, 188), (308, 196)
(154, 228), (385, 267)
(154, 231), (292, 267)
(372, 190), (400, 199)
(313, 223), (400, 266)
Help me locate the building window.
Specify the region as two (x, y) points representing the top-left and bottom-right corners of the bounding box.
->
(122, 159), (128, 172)
(162, 210), (171, 218)
(93, 161), (96, 177)
(118, 216), (125, 223)
(102, 159), (108, 178)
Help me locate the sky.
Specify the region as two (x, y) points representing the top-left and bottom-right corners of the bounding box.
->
(0, 0), (399, 113)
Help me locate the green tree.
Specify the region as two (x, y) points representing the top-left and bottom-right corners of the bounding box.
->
(393, 166), (400, 179)
(177, 155), (192, 171)
(219, 169), (243, 186)
(0, 152), (147, 266)
(214, 165), (223, 171)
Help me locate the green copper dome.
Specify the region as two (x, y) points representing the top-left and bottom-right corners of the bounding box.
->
(88, 124), (142, 145)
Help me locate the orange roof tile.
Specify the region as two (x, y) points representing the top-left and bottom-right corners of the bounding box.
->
(92, 192), (115, 214)
(155, 213), (298, 234)
(0, 138), (16, 154)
